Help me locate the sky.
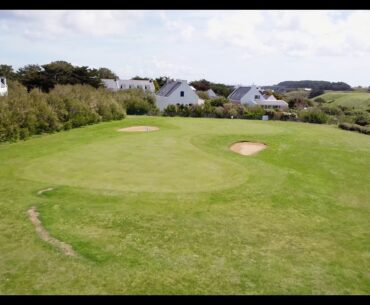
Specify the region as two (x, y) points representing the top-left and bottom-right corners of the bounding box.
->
(1, 10), (370, 87)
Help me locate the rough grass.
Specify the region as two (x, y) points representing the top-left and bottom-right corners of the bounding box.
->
(0, 116), (369, 294)
(316, 91), (370, 109)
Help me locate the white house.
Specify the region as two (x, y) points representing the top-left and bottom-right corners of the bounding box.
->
(156, 79), (204, 111)
(0, 76), (8, 96)
(207, 89), (217, 99)
(101, 79), (155, 93)
(228, 85), (288, 109)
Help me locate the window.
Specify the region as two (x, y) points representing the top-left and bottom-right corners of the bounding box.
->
(255, 95), (260, 99)
(129, 85), (133, 89)
(137, 85), (141, 89)
(145, 85), (148, 90)
(180, 91), (184, 97)
(120, 85), (123, 89)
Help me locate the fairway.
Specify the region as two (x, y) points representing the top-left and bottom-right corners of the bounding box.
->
(316, 91), (370, 109)
(0, 116), (369, 294)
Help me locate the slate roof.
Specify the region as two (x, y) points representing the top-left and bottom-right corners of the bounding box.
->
(156, 80), (182, 97)
(228, 86), (251, 101)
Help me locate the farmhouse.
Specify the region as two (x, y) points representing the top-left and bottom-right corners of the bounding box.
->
(102, 79), (155, 93)
(156, 79), (204, 111)
(228, 84), (288, 109)
(0, 76), (8, 96)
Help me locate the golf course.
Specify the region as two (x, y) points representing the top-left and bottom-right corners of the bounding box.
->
(0, 115), (369, 294)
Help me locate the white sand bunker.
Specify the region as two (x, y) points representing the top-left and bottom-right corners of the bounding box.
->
(230, 141), (267, 156)
(117, 126), (159, 132)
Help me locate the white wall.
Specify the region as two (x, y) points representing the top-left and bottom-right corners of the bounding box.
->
(156, 80), (200, 110)
(240, 85), (264, 105)
(0, 78), (8, 96)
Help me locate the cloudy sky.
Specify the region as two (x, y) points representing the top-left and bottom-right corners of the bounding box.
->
(1, 10), (370, 86)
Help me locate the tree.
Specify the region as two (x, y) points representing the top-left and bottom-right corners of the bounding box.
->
(0, 65), (17, 80)
(190, 79), (211, 91)
(97, 67), (118, 80)
(155, 76), (170, 88)
(309, 88), (324, 98)
(16, 64), (46, 92)
(131, 76), (150, 80)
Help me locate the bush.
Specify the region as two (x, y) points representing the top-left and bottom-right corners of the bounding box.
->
(210, 97), (228, 107)
(288, 97), (313, 109)
(354, 113), (370, 126)
(298, 108), (328, 124)
(0, 81), (129, 143)
(314, 97), (326, 105)
(244, 106), (265, 120)
(339, 122), (370, 135)
(163, 104), (177, 117)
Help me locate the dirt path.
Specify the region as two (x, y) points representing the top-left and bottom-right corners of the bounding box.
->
(230, 141), (267, 156)
(117, 126), (159, 132)
(28, 207), (76, 257)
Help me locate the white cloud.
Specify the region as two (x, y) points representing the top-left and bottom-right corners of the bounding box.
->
(206, 10), (370, 58)
(159, 11), (195, 41)
(1, 10), (144, 40)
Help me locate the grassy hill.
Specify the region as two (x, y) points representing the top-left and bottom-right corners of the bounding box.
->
(315, 91), (370, 109)
(0, 116), (369, 294)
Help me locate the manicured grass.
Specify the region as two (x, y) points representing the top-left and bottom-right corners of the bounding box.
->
(0, 116), (369, 294)
(316, 91), (370, 109)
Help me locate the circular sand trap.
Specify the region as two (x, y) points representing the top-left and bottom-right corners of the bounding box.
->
(230, 141), (267, 156)
(117, 126), (159, 132)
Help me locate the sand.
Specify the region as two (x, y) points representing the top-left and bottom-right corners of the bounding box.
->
(117, 126), (159, 132)
(230, 141), (267, 156)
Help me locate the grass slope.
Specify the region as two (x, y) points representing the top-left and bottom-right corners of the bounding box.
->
(316, 91), (370, 109)
(0, 116), (369, 294)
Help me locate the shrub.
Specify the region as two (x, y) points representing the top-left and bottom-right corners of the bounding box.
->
(298, 108), (328, 124)
(354, 113), (370, 126)
(288, 97), (313, 109)
(314, 97), (326, 104)
(244, 106), (265, 120)
(163, 104), (177, 117)
(339, 122), (370, 135)
(196, 91), (209, 100)
(210, 97), (228, 107)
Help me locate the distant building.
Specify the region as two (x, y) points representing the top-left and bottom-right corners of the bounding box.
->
(207, 88), (217, 99)
(155, 79), (204, 111)
(101, 79), (155, 92)
(0, 76), (8, 96)
(228, 84), (288, 109)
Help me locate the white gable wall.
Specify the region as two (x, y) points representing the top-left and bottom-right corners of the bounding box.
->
(240, 85), (264, 105)
(0, 77), (8, 96)
(156, 80), (200, 110)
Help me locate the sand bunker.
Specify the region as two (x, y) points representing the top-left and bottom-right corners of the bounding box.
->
(230, 141), (267, 156)
(117, 126), (159, 132)
(28, 206), (76, 257)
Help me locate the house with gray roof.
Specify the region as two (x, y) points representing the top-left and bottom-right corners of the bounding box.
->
(101, 79), (155, 93)
(228, 84), (288, 109)
(0, 76), (8, 96)
(207, 88), (217, 99)
(156, 79), (204, 111)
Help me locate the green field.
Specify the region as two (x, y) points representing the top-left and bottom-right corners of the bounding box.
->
(0, 116), (369, 294)
(316, 91), (370, 109)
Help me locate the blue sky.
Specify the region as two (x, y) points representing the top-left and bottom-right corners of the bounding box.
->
(1, 10), (370, 86)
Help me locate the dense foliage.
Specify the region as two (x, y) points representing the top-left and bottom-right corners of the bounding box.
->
(0, 81), (158, 142)
(190, 79), (234, 97)
(277, 80), (353, 91)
